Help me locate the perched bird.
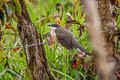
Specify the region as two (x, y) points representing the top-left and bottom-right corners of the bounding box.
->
(48, 24), (89, 56)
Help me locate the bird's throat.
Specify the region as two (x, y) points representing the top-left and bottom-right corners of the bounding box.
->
(50, 27), (57, 41)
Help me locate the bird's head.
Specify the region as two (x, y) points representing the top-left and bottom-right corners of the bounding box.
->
(47, 24), (60, 28)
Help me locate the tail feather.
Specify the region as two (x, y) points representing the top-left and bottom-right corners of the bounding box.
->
(73, 40), (89, 56)
(77, 44), (89, 56)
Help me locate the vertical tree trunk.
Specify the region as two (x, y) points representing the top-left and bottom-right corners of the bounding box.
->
(14, 0), (56, 80)
(81, 0), (120, 80)
(97, 1), (120, 79)
(97, 0), (118, 56)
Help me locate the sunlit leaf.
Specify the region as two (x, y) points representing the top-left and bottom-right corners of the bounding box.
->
(12, 14), (19, 22)
(13, 0), (22, 15)
(56, 20), (63, 25)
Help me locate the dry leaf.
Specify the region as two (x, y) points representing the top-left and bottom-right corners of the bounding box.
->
(39, 14), (61, 25)
(4, 22), (16, 32)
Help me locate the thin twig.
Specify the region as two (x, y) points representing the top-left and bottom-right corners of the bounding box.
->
(1, 42), (55, 50)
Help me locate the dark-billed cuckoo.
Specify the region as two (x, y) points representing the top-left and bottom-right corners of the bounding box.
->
(48, 24), (89, 56)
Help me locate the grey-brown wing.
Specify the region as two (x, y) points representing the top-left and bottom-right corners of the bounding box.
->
(55, 27), (89, 55)
(55, 27), (74, 49)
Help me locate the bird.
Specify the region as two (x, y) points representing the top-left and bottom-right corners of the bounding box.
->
(48, 24), (89, 56)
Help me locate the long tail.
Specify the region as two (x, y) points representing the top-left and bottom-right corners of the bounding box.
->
(77, 44), (90, 56)
(72, 38), (90, 56)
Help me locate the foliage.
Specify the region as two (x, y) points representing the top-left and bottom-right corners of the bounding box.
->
(2, 0), (119, 80)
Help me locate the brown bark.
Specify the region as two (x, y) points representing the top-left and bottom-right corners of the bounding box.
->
(97, 0), (120, 79)
(14, 0), (56, 80)
(98, 0), (118, 56)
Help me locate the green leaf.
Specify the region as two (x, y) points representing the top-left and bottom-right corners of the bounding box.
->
(51, 68), (75, 80)
(3, 5), (12, 22)
(13, 0), (22, 15)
